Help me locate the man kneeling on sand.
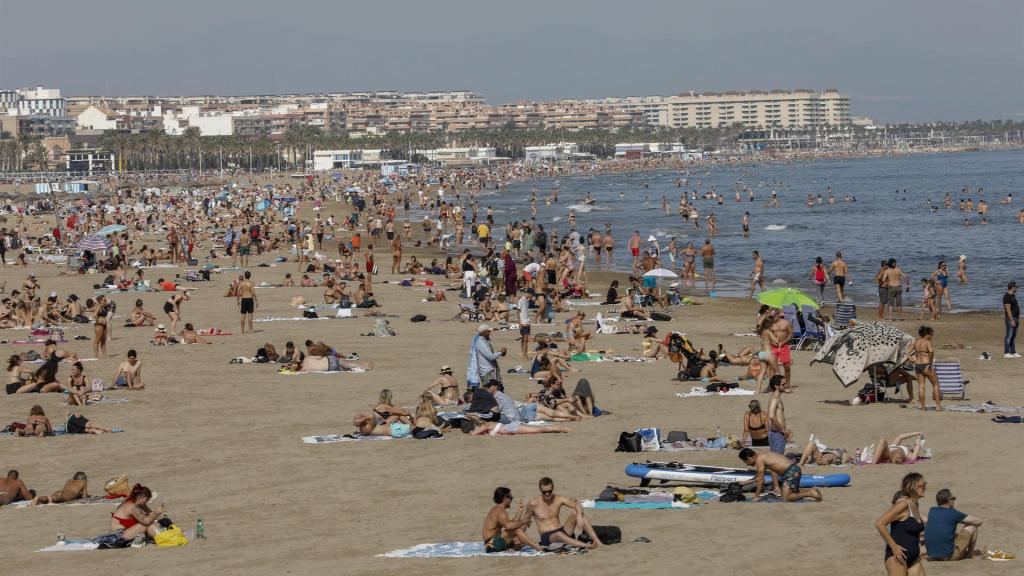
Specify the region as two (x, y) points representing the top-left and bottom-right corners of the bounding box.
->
(482, 487), (541, 553)
(739, 448), (822, 502)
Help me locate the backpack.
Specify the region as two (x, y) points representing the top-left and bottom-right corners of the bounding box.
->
(580, 525), (622, 545)
(650, 311), (672, 322)
(410, 314), (427, 322)
(615, 431), (642, 453)
(302, 308), (319, 319)
(718, 482), (747, 503)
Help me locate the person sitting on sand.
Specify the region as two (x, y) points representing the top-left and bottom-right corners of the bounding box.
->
(299, 353), (372, 373)
(34, 340), (77, 391)
(566, 312), (592, 353)
(537, 377), (587, 419)
(126, 299), (156, 327)
(699, 352), (728, 383)
(181, 323), (210, 344)
(483, 487), (542, 553)
(66, 361), (89, 406)
(529, 343), (569, 383)
(858, 432), (925, 464)
(470, 420), (571, 435)
(0, 470), (34, 506)
(424, 365), (460, 405)
(795, 435), (854, 466)
(31, 471), (89, 505)
(66, 412), (113, 434)
(641, 326), (664, 359)
(521, 390), (582, 421)
(739, 448), (823, 502)
(352, 413), (410, 438)
(524, 477), (601, 550)
(6, 355), (41, 394)
(924, 488), (984, 562)
(373, 389), (413, 426)
(110, 484), (166, 541)
(17, 404), (53, 437)
(113, 349), (143, 389)
(413, 392), (449, 434)
(152, 324), (170, 345)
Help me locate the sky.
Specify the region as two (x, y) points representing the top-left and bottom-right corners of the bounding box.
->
(1, 0), (1022, 123)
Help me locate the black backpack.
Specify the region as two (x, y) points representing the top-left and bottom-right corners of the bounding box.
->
(718, 482), (747, 503)
(410, 314), (427, 322)
(615, 431), (642, 452)
(580, 525), (621, 545)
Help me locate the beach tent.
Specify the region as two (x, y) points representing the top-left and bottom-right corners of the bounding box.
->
(810, 323), (914, 387)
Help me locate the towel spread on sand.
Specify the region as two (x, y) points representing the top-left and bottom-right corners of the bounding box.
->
(37, 540), (101, 552)
(11, 496), (123, 509)
(581, 500), (693, 510)
(303, 434), (393, 443)
(280, 368), (366, 375)
(946, 403), (1024, 414)
(378, 542), (544, 558)
(676, 387), (755, 398)
(64, 397), (130, 406)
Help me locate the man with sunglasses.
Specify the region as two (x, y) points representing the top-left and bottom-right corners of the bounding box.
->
(525, 477), (601, 550)
(482, 487), (540, 553)
(924, 488), (983, 561)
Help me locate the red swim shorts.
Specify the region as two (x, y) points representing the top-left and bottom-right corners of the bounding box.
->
(771, 345), (792, 365)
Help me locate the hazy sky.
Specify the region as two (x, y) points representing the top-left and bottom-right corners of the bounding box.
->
(2, 0), (1021, 122)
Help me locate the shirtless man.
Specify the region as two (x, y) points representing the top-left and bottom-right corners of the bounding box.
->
(766, 375), (791, 456)
(482, 487), (542, 553)
(181, 323), (211, 344)
(113, 349), (143, 389)
(238, 229), (251, 267)
(525, 477), (601, 550)
(739, 449), (822, 502)
(32, 471), (89, 505)
(748, 250), (765, 298)
(424, 365), (460, 405)
(882, 258), (909, 321)
(236, 270), (258, 334)
(700, 239), (716, 291)
(828, 251), (849, 303)
(769, 311), (794, 390)
(628, 231), (641, 268)
(0, 470), (34, 506)
(912, 325), (941, 412)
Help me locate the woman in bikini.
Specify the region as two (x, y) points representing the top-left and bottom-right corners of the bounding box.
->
(373, 389), (413, 426)
(741, 399), (770, 447)
(163, 291), (189, 334)
(94, 295), (110, 358)
(127, 299), (155, 327)
(7, 355), (40, 394)
(33, 340), (76, 392)
(755, 313), (782, 393)
(67, 361), (88, 406)
(912, 326), (941, 412)
(17, 404), (53, 437)
(424, 366), (460, 405)
(111, 484), (166, 541)
(859, 432), (925, 464)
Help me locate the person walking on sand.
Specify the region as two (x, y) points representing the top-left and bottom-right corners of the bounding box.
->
(829, 252), (849, 303)
(911, 326), (941, 412)
(237, 270), (257, 334)
(875, 473), (927, 576)
(1004, 281), (1020, 358)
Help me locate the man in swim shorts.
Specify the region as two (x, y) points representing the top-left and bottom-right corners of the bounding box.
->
(739, 449), (822, 502)
(525, 477), (601, 550)
(874, 260), (889, 319)
(700, 239), (716, 290)
(483, 486), (540, 553)
(769, 312), (793, 390)
(236, 270), (258, 334)
(829, 252), (849, 303)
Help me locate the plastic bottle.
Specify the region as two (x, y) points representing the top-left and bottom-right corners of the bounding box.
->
(855, 448), (862, 465)
(716, 426), (722, 439)
(196, 518), (205, 539)
(131, 534), (145, 548)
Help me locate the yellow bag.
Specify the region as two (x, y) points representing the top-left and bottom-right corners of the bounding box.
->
(153, 525), (189, 547)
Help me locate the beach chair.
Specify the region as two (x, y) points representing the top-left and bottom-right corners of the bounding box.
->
(832, 303), (857, 330)
(935, 360), (969, 400)
(454, 304), (482, 322)
(795, 305), (826, 350)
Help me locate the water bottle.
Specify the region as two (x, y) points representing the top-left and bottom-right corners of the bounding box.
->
(855, 448), (862, 465)
(131, 534), (145, 548)
(56, 533), (65, 545)
(196, 518), (206, 539)
(716, 426), (722, 439)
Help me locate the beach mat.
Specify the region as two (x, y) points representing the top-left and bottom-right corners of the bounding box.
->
(11, 496), (123, 509)
(676, 387), (754, 398)
(947, 403), (1024, 414)
(280, 368), (366, 375)
(37, 540), (100, 552)
(63, 397), (131, 406)
(581, 500), (693, 510)
(378, 542), (544, 558)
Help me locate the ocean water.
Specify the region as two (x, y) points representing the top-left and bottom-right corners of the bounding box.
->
(488, 149), (1023, 310)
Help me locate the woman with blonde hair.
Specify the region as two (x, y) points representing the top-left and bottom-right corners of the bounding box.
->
(373, 389), (412, 426)
(741, 399), (769, 447)
(875, 472), (928, 575)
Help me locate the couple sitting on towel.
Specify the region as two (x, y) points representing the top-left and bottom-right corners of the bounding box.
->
(483, 477), (603, 553)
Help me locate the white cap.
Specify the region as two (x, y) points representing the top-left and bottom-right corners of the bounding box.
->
(647, 235), (657, 242)
(478, 324), (492, 333)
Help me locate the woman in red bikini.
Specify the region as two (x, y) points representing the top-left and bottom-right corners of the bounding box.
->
(110, 483), (166, 540)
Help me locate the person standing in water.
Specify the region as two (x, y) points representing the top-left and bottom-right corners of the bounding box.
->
(828, 252), (849, 303)
(701, 239), (716, 292)
(748, 250), (766, 298)
(810, 257), (828, 303)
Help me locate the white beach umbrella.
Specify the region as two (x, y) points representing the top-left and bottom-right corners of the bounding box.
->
(643, 268), (678, 279)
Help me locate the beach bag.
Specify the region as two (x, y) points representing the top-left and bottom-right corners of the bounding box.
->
(154, 525), (189, 547)
(374, 318), (395, 336)
(412, 427), (443, 440)
(410, 314), (427, 322)
(302, 308), (319, 319)
(650, 311), (672, 322)
(615, 431), (642, 453)
(664, 431), (689, 444)
(582, 525), (621, 545)
(637, 428), (661, 452)
(94, 532), (132, 549)
(104, 475), (130, 497)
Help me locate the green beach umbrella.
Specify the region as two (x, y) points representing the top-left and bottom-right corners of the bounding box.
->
(757, 287), (819, 310)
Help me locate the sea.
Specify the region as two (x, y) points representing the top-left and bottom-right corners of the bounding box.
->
(481, 149), (1022, 311)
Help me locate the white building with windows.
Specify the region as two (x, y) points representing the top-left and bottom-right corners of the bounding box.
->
(524, 142), (581, 162)
(3, 87), (68, 117)
(413, 147), (500, 165)
(313, 149), (384, 171)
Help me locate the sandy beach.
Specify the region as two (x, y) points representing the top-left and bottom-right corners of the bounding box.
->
(2, 196), (1022, 576)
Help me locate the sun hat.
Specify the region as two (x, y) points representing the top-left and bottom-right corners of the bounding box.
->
(156, 324), (166, 330)
(439, 365), (453, 374)
(477, 324), (492, 333)
(647, 235), (657, 242)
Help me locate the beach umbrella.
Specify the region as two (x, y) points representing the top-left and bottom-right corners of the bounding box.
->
(810, 323), (915, 387)
(95, 224), (126, 236)
(757, 287), (819, 310)
(643, 268), (678, 279)
(75, 234), (112, 251)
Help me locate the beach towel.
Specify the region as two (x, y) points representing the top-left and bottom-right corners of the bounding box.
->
(254, 317), (336, 322)
(581, 500), (693, 510)
(676, 387), (754, 398)
(63, 397), (130, 406)
(11, 496), (123, 509)
(281, 368), (366, 375)
(811, 323), (915, 387)
(37, 540), (101, 552)
(301, 433), (440, 443)
(946, 403), (1024, 414)
(378, 542), (544, 558)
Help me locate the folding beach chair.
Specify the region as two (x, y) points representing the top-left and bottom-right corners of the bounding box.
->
(795, 305), (826, 351)
(831, 303), (857, 330)
(453, 304), (482, 322)
(935, 359), (969, 400)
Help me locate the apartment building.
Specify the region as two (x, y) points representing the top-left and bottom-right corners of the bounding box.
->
(586, 89), (850, 129)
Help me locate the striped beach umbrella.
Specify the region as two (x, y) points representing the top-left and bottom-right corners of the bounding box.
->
(75, 234), (112, 251)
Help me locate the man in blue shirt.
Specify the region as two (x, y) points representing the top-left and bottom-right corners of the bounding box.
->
(924, 488), (983, 561)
